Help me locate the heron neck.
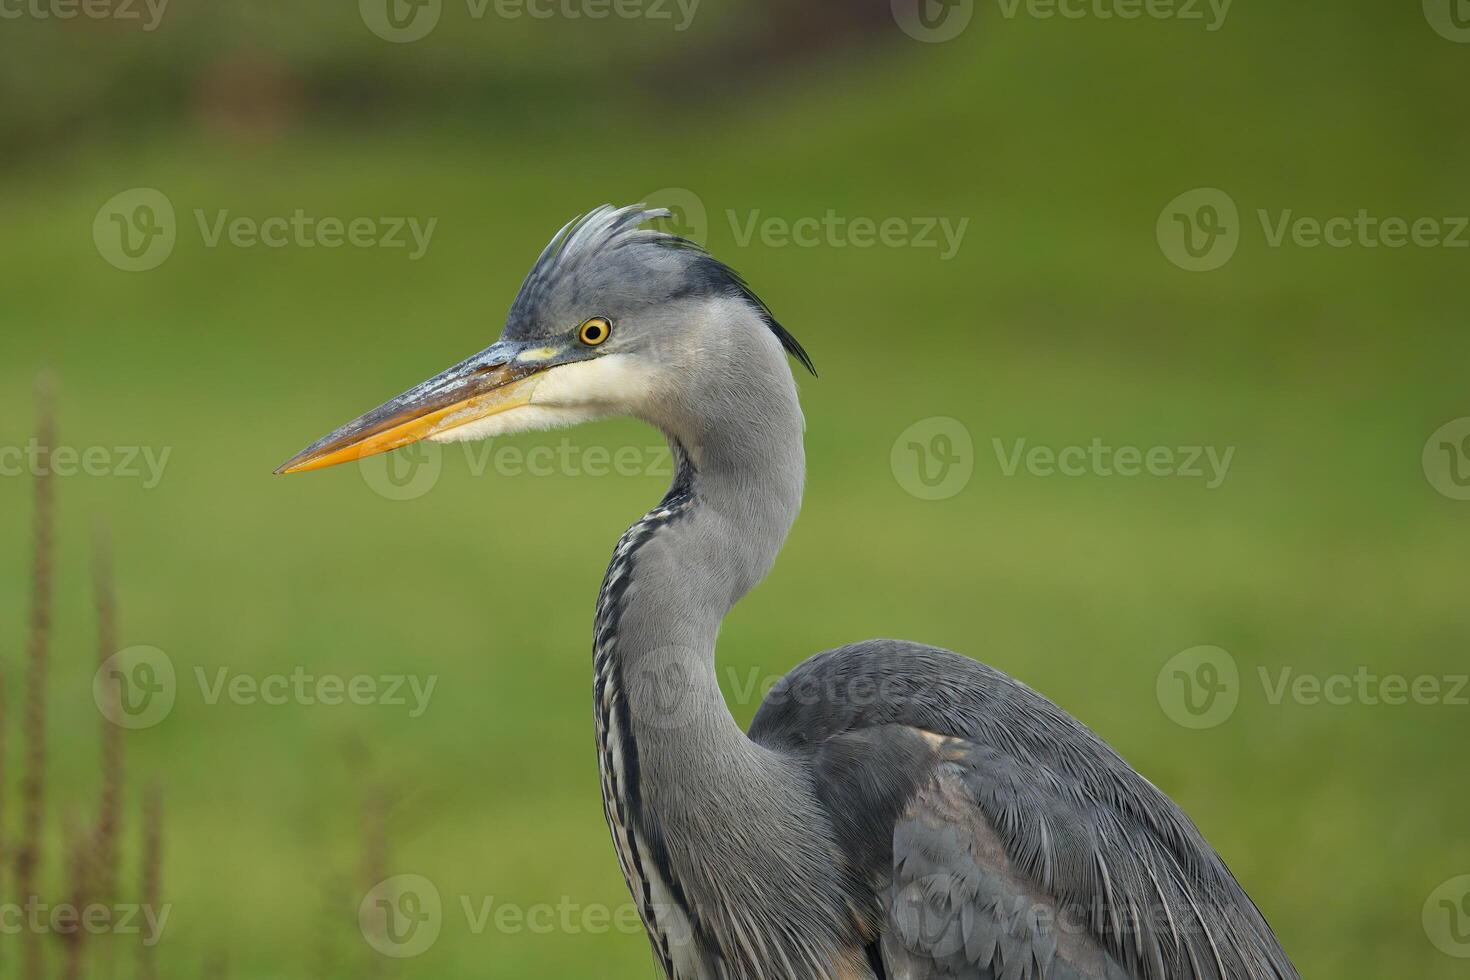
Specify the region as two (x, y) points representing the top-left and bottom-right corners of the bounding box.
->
(589, 323), (818, 972)
(594, 338), (806, 753)
(602, 433), (804, 736)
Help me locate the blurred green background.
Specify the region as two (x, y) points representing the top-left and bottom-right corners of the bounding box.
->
(2, 2), (1468, 977)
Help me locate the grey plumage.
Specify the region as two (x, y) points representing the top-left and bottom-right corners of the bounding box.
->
(282, 205), (1300, 980)
(504, 205), (814, 374)
(539, 206), (1296, 980)
(751, 643), (1296, 980)
(530, 208), (1296, 980)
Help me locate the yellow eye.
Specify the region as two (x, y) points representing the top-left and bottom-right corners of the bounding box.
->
(579, 317), (612, 347)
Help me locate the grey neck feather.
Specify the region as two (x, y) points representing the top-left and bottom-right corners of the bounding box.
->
(593, 297), (849, 976)
(609, 293), (805, 745)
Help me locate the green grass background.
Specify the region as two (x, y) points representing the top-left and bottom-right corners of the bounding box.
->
(1, 2), (1468, 977)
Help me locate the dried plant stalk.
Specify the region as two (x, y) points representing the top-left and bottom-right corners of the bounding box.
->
(60, 816), (94, 980)
(92, 525), (123, 903)
(92, 523), (125, 980)
(3, 379), (183, 980)
(138, 784), (163, 980)
(17, 376), (57, 980)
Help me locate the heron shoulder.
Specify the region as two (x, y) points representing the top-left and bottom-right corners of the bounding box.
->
(748, 640), (1299, 980)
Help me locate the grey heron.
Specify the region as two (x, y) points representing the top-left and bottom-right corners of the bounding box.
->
(277, 205), (1298, 980)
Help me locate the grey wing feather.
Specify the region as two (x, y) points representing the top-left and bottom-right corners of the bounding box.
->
(748, 640), (1298, 980)
(882, 757), (1130, 980)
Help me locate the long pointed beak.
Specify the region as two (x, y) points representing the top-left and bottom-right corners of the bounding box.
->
(275, 342), (556, 475)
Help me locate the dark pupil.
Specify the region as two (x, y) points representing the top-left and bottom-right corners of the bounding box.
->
(586, 324), (603, 340)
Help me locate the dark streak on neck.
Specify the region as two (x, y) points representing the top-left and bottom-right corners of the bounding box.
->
(593, 440), (724, 971)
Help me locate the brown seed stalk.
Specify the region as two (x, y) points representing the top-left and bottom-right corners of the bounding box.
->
(17, 375), (57, 980)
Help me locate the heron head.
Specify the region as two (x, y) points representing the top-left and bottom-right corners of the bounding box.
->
(275, 204), (814, 476)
